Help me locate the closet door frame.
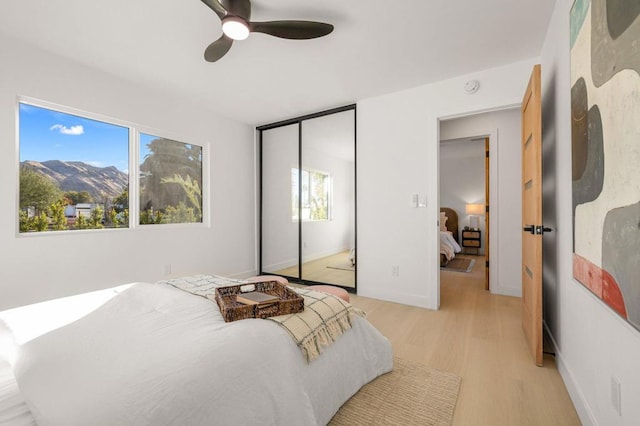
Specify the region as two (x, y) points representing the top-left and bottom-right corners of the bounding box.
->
(258, 104), (357, 292)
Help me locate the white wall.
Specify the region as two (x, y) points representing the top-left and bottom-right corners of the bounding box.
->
(439, 139), (486, 254)
(357, 59), (535, 308)
(439, 108), (522, 296)
(0, 34), (256, 310)
(540, 0), (640, 424)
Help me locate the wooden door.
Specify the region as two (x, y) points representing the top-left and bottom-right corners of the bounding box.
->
(484, 138), (490, 290)
(521, 64), (543, 366)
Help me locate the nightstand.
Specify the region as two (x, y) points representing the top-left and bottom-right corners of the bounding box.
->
(461, 229), (481, 255)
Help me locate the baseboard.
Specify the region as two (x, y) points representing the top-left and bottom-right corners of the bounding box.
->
(357, 288), (435, 310)
(302, 246), (350, 264)
(494, 286), (521, 297)
(263, 247), (350, 273)
(227, 269), (258, 280)
(543, 321), (597, 425)
(262, 258), (297, 272)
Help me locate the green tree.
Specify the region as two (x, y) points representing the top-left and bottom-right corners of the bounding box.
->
(108, 208), (119, 228)
(33, 212), (49, 232)
(64, 191), (92, 205)
(121, 209), (130, 227)
(140, 138), (202, 213)
(75, 214), (88, 230)
(88, 205), (104, 229)
(49, 201), (68, 231)
(19, 211), (34, 232)
(19, 165), (62, 214)
(113, 188), (129, 212)
(161, 174), (202, 220)
(140, 209), (164, 225)
(164, 202), (197, 224)
(310, 172), (328, 220)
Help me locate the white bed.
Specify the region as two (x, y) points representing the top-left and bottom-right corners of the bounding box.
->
(0, 280), (392, 425)
(440, 208), (462, 265)
(440, 231), (462, 262)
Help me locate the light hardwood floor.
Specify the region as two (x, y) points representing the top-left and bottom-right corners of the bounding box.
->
(272, 251), (355, 288)
(349, 254), (580, 425)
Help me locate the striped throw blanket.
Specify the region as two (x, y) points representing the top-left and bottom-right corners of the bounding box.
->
(157, 275), (364, 362)
(158, 274), (246, 300)
(267, 288), (365, 362)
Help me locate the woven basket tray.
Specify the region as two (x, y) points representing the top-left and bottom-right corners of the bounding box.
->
(215, 280), (304, 322)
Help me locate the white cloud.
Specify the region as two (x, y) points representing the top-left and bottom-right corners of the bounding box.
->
(50, 124), (84, 135)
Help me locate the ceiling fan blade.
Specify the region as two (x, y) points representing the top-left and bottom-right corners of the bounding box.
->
(200, 0), (227, 20)
(221, 0), (251, 20)
(249, 20), (334, 40)
(204, 35), (233, 62)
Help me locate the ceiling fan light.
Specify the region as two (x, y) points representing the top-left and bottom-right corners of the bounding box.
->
(222, 16), (250, 40)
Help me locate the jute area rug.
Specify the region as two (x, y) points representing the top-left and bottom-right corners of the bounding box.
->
(441, 258), (475, 273)
(329, 357), (461, 425)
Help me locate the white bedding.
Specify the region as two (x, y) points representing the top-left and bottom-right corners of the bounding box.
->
(0, 282), (392, 426)
(440, 231), (462, 261)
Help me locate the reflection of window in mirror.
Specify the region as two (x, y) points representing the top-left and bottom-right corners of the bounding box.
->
(291, 168), (331, 221)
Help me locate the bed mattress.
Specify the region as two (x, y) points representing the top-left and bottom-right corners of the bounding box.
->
(0, 281), (392, 425)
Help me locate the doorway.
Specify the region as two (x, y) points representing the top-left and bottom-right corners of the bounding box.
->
(258, 105), (357, 290)
(439, 136), (488, 299)
(438, 107), (522, 301)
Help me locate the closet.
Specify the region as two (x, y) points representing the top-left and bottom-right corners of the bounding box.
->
(258, 105), (356, 290)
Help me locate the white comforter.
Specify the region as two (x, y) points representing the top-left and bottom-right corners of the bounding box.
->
(2, 283), (392, 426)
(440, 231), (462, 261)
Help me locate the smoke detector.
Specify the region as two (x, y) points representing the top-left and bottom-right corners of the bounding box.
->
(464, 80), (480, 94)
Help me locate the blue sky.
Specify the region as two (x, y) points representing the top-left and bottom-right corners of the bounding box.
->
(19, 103), (130, 173)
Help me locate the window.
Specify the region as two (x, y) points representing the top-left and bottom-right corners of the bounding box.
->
(139, 134), (203, 224)
(291, 168), (331, 221)
(18, 100), (205, 233)
(18, 102), (129, 232)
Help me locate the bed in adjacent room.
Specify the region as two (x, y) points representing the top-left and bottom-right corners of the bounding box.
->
(0, 276), (393, 426)
(440, 207), (462, 266)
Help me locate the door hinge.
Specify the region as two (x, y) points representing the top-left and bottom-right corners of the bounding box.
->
(486, 260), (489, 268)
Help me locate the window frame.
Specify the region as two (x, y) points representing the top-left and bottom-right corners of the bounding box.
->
(15, 96), (209, 236)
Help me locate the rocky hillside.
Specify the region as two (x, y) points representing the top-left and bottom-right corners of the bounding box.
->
(21, 160), (127, 200)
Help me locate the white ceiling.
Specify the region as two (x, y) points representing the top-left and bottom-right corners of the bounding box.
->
(0, 0), (555, 126)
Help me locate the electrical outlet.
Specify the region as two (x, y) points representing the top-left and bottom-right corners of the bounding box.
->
(391, 265), (400, 277)
(611, 376), (622, 416)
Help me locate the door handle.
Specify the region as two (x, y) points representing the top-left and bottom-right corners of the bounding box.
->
(536, 226), (553, 235)
(523, 225), (535, 234)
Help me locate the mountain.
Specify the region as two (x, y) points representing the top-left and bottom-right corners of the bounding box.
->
(21, 160), (128, 200)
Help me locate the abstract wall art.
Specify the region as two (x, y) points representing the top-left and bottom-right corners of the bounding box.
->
(571, 0), (640, 331)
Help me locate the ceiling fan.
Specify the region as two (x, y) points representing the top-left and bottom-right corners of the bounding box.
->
(200, 0), (334, 62)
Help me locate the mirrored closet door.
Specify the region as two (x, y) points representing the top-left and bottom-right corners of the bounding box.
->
(259, 106), (356, 290)
(261, 123), (299, 279)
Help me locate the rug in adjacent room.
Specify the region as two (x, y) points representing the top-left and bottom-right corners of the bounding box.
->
(441, 258), (475, 273)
